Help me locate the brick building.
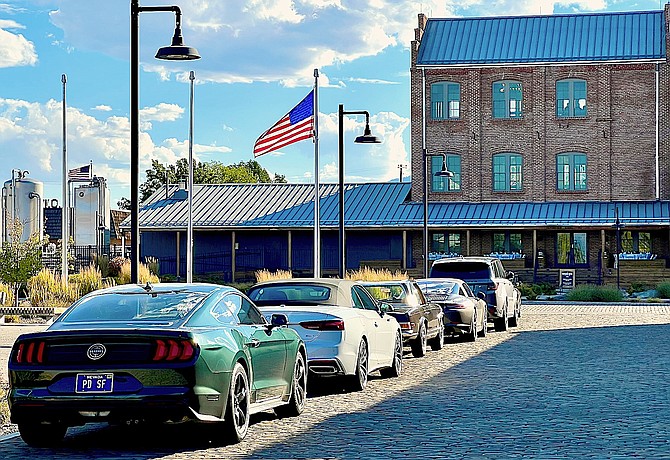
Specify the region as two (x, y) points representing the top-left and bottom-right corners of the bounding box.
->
(409, 6), (670, 286)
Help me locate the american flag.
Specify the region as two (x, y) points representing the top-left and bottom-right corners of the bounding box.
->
(253, 91), (314, 157)
(68, 164), (91, 181)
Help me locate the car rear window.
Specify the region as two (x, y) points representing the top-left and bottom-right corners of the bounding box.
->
(61, 292), (207, 323)
(364, 284), (407, 304)
(247, 284), (332, 306)
(430, 262), (491, 280)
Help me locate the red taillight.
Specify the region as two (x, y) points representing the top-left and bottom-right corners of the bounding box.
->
(15, 340), (46, 364)
(452, 304), (467, 309)
(300, 320), (345, 331)
(153, 338), (196, 362)
(487, 283), (498, 291)
(398, 322), (411, 330)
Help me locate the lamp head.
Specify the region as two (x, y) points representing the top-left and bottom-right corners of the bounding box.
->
(354, 123), (381, 144)
(434, 160), (454, 178)
(155, 27), (201, 61)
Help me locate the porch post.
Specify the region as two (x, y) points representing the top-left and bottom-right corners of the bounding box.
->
(533, 229), (537, 268)
(231, 231), (236, 283)
(402, 230), (407, 270)
(466, 230), (471, 255)
(288, 230), (292, 272)
(176, 232), (180, 279)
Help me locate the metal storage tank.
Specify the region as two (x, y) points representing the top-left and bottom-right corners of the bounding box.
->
(73, 177), (110, 247)
(2, 175), (44, 243)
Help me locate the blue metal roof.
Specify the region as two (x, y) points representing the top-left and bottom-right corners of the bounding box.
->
(125, 183), (670, 230)
(417, 10), (666, 66)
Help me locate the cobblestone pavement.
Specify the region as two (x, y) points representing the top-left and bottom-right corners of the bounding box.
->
(1, 304), (669, 459)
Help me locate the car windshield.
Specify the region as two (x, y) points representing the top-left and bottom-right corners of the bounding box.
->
(430, 262), (491, 280)
(61, 291), (208, 323)
(364, 284), (408, 304)
(247, 284), (332, 306)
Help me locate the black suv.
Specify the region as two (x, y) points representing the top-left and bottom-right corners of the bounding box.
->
(429, 256), (520, 331)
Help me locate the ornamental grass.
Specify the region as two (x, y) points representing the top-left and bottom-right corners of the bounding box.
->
(117, 260), (160, 285)
(566, 284), (623, 302)
(0, 282), (13, 306)
(255, 269), (293, 282)
(27, 268), (81, 307)
(346, 266), (408, 282)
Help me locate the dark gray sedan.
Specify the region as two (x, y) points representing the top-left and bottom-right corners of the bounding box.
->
(361, 280), (444, 357)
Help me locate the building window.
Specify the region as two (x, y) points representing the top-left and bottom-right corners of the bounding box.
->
(557, 232), (588, 266)
(431, 232), (461, 255)
(493, 232), (522, 253)
(621, 231), (651, 253)
(556, 79), (587, 118)
(431, 82), (460, 120)
(493, 153), (522, 191)
(493, 80), (523, 119)
(431, 154), (461, 192)
(557, 153), (587, 191)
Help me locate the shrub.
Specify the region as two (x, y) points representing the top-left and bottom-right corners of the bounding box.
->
(346, 267), (408, 282)
(655, 281), (670, 299)
(109, 257), (127, 277)
(27, 268), (81, 307)
(0, 282), (14, 306)
(255, 269), (293, 282)
(145, 256), (160, 277)
(93, 254), (110, 278)
(566, 284), (623, 302)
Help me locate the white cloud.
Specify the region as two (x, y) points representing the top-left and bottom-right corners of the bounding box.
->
(0, 20), (37, 68)
(92, 105), (112, 112)
(348, 77), (399, 85)
(0, 98), (233, 203)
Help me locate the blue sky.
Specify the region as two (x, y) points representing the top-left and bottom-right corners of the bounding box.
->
(0, 0), (662, 207)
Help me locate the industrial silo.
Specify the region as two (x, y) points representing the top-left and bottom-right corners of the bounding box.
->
(73, 177), (110, 247)
(1, 174), (44, 243)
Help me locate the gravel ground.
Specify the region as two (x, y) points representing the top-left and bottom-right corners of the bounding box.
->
(2, 304), (669, 445)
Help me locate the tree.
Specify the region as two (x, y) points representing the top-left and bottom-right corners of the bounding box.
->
(124, 159), (287, 204)
(117, 197), (131, 210)
(0, 219), (45, 306)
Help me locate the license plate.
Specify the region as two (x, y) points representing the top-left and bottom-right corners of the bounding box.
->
(75, 373), (114, 393)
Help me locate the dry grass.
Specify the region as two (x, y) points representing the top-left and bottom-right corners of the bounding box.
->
(346, 266), (409, 282)
(27, 268), (81, 307)
(0, 283), (13, 306)
(118, 260), (160, 285)
(255, 269), (293, 282)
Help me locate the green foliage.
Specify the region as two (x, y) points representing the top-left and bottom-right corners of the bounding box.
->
(628, 282), (654, 295)
(518, 282), (556, 299)
(654, 281), (670, 299)
(93, 254), (110, 278)
(135, 158), (287, 203)
(566, 285), (623, 302)
(144, 256), (160, 277)
(0, 220), (45, 305)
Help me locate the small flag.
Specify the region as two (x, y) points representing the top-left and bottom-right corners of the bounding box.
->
(68, 164), (91, 181)
(253, 91), (314, 157)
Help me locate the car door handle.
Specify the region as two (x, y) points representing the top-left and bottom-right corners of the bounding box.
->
(246, 339), (261, 348)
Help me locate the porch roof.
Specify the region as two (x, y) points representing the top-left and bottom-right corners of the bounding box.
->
(123, 183), (670, 230)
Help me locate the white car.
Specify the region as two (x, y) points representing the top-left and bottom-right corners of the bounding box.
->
(247, 278), (403, 391)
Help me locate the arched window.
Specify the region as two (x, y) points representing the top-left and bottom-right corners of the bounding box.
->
(557, 152), (587, 190)
(492, 153), (522, 191)
(556, 79), (587, 118)
(431, 154), (461, 192)
(431, 82), (460, 120)
(492, 80), (523, 119)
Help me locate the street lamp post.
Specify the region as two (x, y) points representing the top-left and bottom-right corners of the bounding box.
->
(186, 70), (195, 282)
(337, 104), (381, 278)
(130, 1), (200, 284)
(423, 149), (453, 278)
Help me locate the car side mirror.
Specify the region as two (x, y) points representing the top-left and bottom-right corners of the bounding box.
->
(477, 291), (487, 301)
(269, 313), (288, 329)
(506, 271), (515, 280)
(379, 302), (394, 314)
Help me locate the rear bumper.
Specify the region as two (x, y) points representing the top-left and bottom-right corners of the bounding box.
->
(307, 358), (346, 376)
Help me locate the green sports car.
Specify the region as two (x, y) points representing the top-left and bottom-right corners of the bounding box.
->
(8, 283), (307, 446)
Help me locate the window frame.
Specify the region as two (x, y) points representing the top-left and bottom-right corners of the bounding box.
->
(620, 231), (652, 254)
(492, 80), (523, 119)
(431, 82), (461, 120)
(493, 232), (523, 253)
(431, 154), (461, 192)
(556, 232), (589, 267)
(492, 153), (523, 192)
(557, 152), (587, 191)
(556, 78), (587, 118)
(431, 232), (462, 255)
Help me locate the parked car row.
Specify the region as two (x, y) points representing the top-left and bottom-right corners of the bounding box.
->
(7, 257), (521, 447)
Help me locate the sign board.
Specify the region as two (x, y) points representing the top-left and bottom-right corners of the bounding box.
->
(559, 269), (575, 289)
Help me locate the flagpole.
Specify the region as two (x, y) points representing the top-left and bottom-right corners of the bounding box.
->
(313, 69), (320, 278)
(61, 74), (68, 284)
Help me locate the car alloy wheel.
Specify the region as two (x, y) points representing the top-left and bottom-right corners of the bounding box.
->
(467, 315), (477, 342)
(478, 310), (488, 338)
(429, 325), (445, 351)
(349, 339), (369, 391)
(411, 323), (427, 357)
(381, 331), (403, 378)
(275, 351), (307, 417)
(223, 362), (250, 443)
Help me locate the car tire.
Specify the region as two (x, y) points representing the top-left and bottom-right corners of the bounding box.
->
(18, 422), (67, 447)
(380, 331), (403, 378)
(478, 310), (488, 338)
(348, 339), (369, 392)
(509, 304), (519, 327)
(411, 322), (427, 357)
(467, 315), (477, 342)
(223, 362), (250, 443)
(429, 325), (445, 351)
(494, 305), (509, 332)
(275, 351), (307, 418)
